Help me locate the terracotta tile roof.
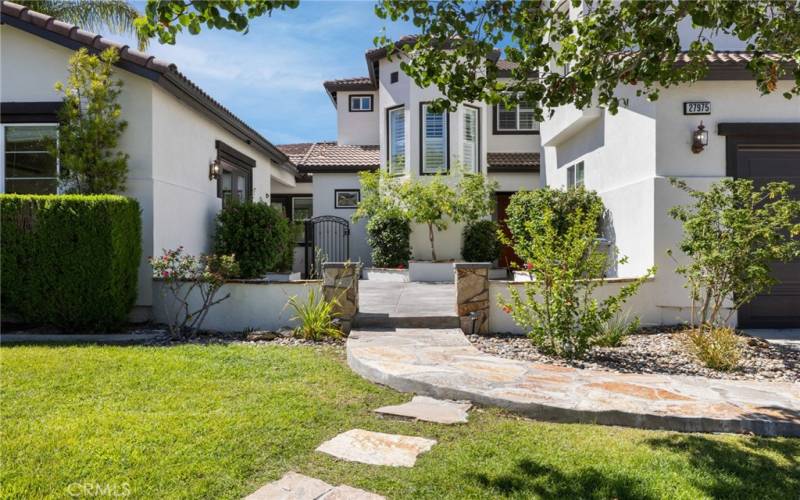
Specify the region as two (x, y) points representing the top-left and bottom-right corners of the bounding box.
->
(0, 0), (295, 173)
(496, 59), (519, 71)
(487, 152), (540, 172)
(277, 142), (380, 173)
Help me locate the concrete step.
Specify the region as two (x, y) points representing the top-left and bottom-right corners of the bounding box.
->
(354, 313), (459, 329)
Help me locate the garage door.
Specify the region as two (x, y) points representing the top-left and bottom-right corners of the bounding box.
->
(734, 145), (800, 328)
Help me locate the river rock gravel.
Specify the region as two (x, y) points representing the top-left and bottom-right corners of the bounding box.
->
(468, 329), (799, 382)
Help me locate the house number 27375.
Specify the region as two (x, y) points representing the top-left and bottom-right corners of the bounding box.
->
(683, 101), (711, 115)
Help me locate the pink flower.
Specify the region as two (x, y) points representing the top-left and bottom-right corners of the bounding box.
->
(162, 270), (170, 278)
(502, 305), (512, 314)
(524, 262), (534, 271)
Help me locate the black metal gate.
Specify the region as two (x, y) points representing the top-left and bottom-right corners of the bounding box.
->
(304, 215), (350, 278)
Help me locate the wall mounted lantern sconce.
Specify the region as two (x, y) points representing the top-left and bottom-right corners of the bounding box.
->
(691, 121), (708, 154)
(209, 159), (221, 180)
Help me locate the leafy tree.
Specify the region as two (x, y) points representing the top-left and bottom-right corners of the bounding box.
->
(500, 200), (653, 359)
(138, 1), (799, 114)
(52, 48), (129, 194)
(400, 174), (457, 261)
(353, 170), (406, 221)
(136, 0), (299, 45)
(22, 0), (149, 50)
(374, 0), (799, 116)
(669, 178), (800, 328)
(454, 167), (498, 222)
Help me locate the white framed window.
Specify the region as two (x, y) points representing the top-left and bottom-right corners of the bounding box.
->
(349, 95), (373, 112)
(421, 103), (448, 174)
(387, 106), (405, 174)
(462, 106), (479, 173)
(495, 101), (538, 133)
(567, 161), (585, 189)
(1, 123), (59, 194)
(291, 197), (313, 220)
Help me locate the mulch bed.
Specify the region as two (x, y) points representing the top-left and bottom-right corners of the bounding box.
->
(468, 328), (799, 382)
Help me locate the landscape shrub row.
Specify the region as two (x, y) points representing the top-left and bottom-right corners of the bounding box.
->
(1, 194), (141, 330)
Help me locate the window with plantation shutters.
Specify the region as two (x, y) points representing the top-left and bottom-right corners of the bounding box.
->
(388, 106), (405, 174)
(462, 107), (479, 172)
(421, 103), (447, 174)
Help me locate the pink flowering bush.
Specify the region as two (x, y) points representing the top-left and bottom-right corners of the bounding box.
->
(150, 247), (239, 338)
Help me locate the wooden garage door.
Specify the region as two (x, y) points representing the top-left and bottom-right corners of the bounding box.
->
(735, 146), (800, 328)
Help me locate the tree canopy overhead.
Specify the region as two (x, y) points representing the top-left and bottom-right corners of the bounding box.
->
(137, 0), (800, 115)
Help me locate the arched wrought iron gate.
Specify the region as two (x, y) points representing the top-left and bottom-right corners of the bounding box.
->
(304, 215), (350, 278)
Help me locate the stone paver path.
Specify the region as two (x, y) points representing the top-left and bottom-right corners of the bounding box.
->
(356, 281), (458, 328)
(375, 396), (471, 424)
(316, 429), (436, 467)
(347, 328), (800, 436)
(245, 472), (384, 500)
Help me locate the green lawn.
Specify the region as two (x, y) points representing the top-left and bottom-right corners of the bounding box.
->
(1, 344), (797, 499)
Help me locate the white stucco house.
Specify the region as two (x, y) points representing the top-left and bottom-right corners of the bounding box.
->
(528, 8), (800, 329)
(275, 36), (541, 270)
(0, 1), (298, 319)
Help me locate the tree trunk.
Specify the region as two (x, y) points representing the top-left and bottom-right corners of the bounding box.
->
(428, 223), (437, 261)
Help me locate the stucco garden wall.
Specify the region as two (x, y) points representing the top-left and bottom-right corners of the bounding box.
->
(152, 280), (322, 333)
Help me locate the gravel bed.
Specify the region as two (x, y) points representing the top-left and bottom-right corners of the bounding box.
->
(468, 330), (799, 382)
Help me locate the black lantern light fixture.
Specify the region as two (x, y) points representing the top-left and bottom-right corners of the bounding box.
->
(691, 121), (708, 154)
(209, 159), (221, 180)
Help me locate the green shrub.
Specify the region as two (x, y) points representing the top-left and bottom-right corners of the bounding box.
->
(506, 187), (604, 249)
(1, 194), (141, 330)
(594, 313), (640, 348)
(366, 213), (411, 267)
(462, 220), (501, 262)
(286, 287), (342, 341)
(212, 201), (294, 278)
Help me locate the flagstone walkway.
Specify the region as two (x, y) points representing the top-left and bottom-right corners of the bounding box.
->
(347, 328), (800, 436)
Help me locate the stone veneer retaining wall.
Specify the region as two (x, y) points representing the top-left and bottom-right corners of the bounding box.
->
(454, 263), (490, 335)
(323, 262), (361, 335)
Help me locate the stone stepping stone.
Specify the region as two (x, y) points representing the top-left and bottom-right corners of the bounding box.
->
(245, 472), (384, 500)
(374, 396), (471, 424)
(316, 429), (436, 467)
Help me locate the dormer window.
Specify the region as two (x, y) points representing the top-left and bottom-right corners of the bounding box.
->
(493, 101), (539, 134)
(349, 95), (373, 112)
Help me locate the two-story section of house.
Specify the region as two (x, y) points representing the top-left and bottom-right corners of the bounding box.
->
(538, 4), (800, 328)
(277, 36), (542, 269)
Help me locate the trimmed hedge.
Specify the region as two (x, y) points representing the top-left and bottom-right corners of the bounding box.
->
(507, 187), (605, 242)
(462, 220), (501, 263)
(366, 213), (411, 267)
(1, 194), (142, 330)
(212, 201), (294, 278)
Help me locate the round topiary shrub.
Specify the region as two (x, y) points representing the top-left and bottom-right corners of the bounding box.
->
(213, 201), (294, 278)
(462, 220), (501, 263)
(366, 213), (411, 267)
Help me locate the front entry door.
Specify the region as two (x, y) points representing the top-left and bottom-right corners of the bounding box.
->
(735, 146), (800, 328)
(496, 193), (522, 269)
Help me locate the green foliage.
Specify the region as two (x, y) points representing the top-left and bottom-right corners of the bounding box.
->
(286, 287), (342, 341)
(594, 313), (640, 348)
(150, 247), (239, 338)
(22, 0), (149, 50)
(400, 174), (457, 261)
(366, 213), (412, 268)
(686, 326), (741, 372)
(462, 220), (501, 263)
(353, 170), (406, 222)
(505, 188), (604, 253)
(1, 194), (141, 330)
(374, 1), (799, 116)
(669, 178), (800, 328)
(212, 201), (294, 278)
(137, 0), (299, 44)
(499, 201), (654, 359)
(53, 48), (129, 194)
(454, 168), (498, 222)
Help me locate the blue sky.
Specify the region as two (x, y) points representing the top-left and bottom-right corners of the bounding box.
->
(118, 1), (416, 145)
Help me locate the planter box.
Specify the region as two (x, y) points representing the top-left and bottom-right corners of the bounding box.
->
(489, 268), (509, 280)
(264, 271), (301, 282)
(409, 261), (456, 282)
(363, 268), (409, 282)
